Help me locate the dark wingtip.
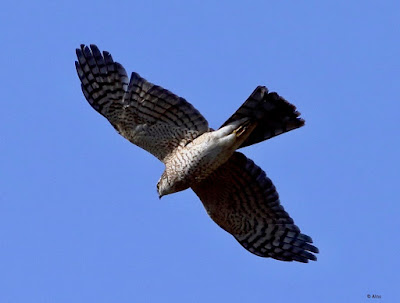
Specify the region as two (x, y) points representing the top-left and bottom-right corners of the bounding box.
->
(303, 250), (318, 261)
(89, 44), (100, 52)
(311, 245), (320, 254)
(75, 47), (82, 57)
(74, 61), (80, 72)
(292, 251), (318, 263)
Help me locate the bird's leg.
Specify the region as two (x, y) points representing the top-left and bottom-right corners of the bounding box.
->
(233, 119), (252, 138)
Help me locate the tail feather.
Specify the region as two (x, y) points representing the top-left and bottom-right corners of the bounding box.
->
(220, 86), (304, 149)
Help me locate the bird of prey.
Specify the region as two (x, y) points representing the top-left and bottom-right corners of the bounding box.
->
(75, 44), (319, 263)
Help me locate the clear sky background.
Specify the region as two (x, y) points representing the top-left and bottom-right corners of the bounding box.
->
(1, 1), (399, 302)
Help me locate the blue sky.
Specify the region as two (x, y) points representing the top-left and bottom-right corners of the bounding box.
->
(1, 0), (399, 302)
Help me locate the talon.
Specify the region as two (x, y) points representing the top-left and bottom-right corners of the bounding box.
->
(234, 120), (252, 137)
(234, 125), (247, 137)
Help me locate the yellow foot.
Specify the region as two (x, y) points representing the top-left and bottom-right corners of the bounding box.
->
(233, 120), (252, 137)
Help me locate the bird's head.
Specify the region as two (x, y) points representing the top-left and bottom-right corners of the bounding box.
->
(157, 173), (188, 199)
(157, 174), (174, 199)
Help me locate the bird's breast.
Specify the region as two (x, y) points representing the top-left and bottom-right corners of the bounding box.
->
(165, 133), (235, 187)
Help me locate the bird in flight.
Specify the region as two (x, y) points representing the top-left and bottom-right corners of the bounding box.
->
(75, 44), (319, 263)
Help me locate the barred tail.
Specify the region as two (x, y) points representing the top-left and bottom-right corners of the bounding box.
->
(220, 86), (305, 149)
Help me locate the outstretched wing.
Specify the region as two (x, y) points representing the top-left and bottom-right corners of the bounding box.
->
(75, 44), (209, 162)
(220, 86), (304, 149)
(191, 152), (318, 263)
